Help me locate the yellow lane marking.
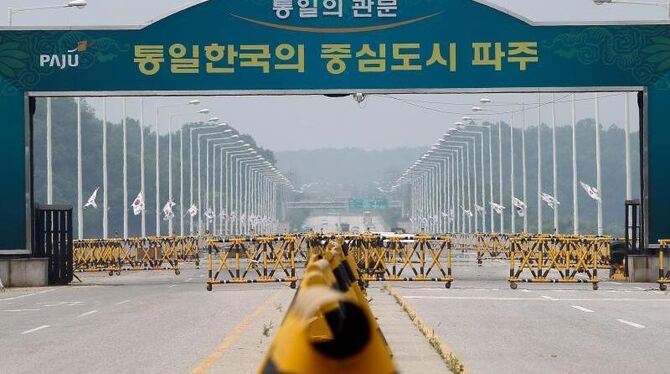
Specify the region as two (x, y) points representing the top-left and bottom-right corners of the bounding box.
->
(191, 291), (283, 374)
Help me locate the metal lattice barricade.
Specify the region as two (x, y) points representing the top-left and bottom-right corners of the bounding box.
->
(509, 235), (600, 290)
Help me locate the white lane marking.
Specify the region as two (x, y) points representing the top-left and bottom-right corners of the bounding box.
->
(634, 287), (645, 290)
(521, 289), (531, 293)
(199, 274), (205, 278)
(77, 310), (98, 318)
(168, 285), (177, 288)
(43, 302), (66, 307)
(115, 300), (130, 305)
(0, 289), (56, 302)
(186, 278), (193, 282)
(402, 295), (670, 302)
(22, 325), (50, 335)
(617, 319), (645, 329)
(610, 282), (622, 285)
(2, 309), (41, 312)
(404, 296), (540, 301)
(571, 305), (595, 313)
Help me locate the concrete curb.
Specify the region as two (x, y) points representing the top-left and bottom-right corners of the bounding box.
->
(385, 284), (469, 374)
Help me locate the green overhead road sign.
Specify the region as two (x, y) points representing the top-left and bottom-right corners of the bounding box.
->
(349, 199), (389, 211)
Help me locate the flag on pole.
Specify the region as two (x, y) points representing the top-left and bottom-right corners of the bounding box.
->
(580, 181), (600, 201)
(162, 200), (176, 221)
(84, 187), (99, 209)
(462, 207), (474, 217)
(540, 193), (560, 210)
(187, 205), (198, 218)
(490, 202), (505, 215)
(204, 209), (215, 223)
(131, 192), (145, 216)
(512, 197), (527, 217)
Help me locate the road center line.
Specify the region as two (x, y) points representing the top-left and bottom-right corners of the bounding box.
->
(168, 285), (177, 288)
(22, 325), (50, 335)
(116, 300), (130, 305)
(571, 305), (594, 313)
(191, 292), (283, 374)
(617, 319), (645, 329)
(78, 310), (98, 318)
(0, 289), (56, 302)
(3, 308), (41, 312)
(402, 295), (670, 302)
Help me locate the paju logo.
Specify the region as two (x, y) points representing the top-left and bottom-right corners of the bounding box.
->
(40, 41), (88, 69)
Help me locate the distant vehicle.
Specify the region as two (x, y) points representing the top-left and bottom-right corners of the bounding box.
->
(340, 223), (350, 232)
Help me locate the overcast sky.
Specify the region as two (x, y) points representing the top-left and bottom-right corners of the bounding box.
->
(9, 0), (653, 150)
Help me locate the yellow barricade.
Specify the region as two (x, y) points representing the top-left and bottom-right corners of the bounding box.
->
(658, 240), (670, 290)
(509, 235), (601, 290)
(206, 235), (299, 290)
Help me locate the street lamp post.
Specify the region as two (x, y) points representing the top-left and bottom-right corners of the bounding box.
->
(170, 109), (210, 236)
(537, 93), (543, 234)
(595, 93), (604, 236)
(551, 93), (559, 234)
(8, 0), (87, 26)
(593, 0), (670, 18)
(571, 94), (580, 235)
(154, 99), (200, 237)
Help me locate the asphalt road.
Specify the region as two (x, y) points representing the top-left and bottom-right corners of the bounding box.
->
(391, 254), (670, 374)
(2, 254), (668, 374)
(0, 266), (294, 374)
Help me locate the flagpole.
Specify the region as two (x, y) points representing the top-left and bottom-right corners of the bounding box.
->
(168, 115), (174, 237)
(550, 94), (559, 234)
(122, 98), (128, 239)
(140, 98), (146, 238)
(521, 101), (528, 233)
(625, 93), (632, 200)
(537, 92), (543, 234)
(76, 97), (83, 240)
(571, 94), (579, 235)
(510, 114), (516, 234)
(595, 92), (604, 236)
(498, 120), (504, 233)
(155, 105), (161, 237)
(103, 98), (108, 239)
(46, 97), (53, 204)
(179, 122), (184, 236)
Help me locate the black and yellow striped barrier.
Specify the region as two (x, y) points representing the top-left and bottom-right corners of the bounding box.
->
(658, 240), (670, 290)
(508, 235), (607, 290)
(258, 240), (395, 374)
(73, 236), (207, 275)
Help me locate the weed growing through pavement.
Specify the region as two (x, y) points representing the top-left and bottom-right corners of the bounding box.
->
(275, 304), (283, 313)
(385, 285), (465, 374)
(262, 322), (274, 338)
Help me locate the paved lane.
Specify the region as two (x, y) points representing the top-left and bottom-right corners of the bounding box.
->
(0, 267), (295, 374)
(391, 258), (669, 374)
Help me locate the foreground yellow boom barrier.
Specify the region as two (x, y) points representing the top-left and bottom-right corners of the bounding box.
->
(258, 240), (395, 374)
